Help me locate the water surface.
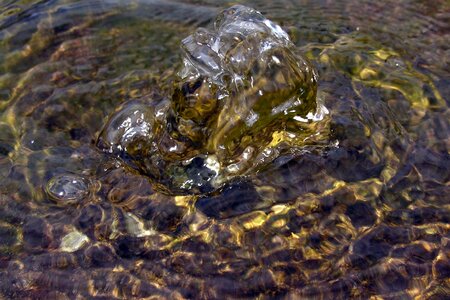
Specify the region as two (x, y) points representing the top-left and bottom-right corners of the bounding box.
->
(0, 0), (449, 299)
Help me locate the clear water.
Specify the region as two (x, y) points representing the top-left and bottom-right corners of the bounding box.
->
(96, 5), (327, 194)
(0, 0), (449, 299)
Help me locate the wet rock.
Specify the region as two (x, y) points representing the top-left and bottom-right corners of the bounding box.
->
(195, 180), (262, 219)
(0, 197), (29, 225)
(254, 153), (333, 202)
(385, 207), (450, 226)
(374, 269), (409, 294)
(391, 243), (438, 264)
(345, 201), (376, 228)
(0, 142), (13, 158)
(124, 212), (154, 237)
(0, 123), (15, 158)
(34, 270), (89, 296)
(208, 269), (277, 298)
(60, 230), (89, 252)
(0, 225), (17, 248)
(262, 249), (304, 265)
(140, 201), (184, 233)
(22, 252), (77, 270)
(351, 235), (391, 267)
(98, 167), (156, 206)
(83, 243), (117, 268)
(325, 147), (384, 182)
(434, 259), (450, 280)
(23, 217), (52, 251)
(113, 235), (145, 259)
(76, 204), (103, 237)
(68, 127), (89, 141)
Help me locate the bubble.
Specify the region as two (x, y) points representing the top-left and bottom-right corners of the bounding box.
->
(46, 174), (90, 204)
(96, 100), (156, 156)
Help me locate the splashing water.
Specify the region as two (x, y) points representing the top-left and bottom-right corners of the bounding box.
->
(97, 5), (329, 194)
(1, 1), (448, 299)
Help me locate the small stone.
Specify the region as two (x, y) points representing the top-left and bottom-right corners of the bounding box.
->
(124, 212), (155, 237)
(60, 230), (89, 252)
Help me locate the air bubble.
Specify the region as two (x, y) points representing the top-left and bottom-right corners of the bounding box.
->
(46, 174), (90, 204)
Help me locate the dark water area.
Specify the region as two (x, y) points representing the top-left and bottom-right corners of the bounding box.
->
(0, 0), (449, 299)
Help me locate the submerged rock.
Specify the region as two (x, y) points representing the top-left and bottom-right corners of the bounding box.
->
(97, 5), (328, 194)
(60, 230), (90, 252)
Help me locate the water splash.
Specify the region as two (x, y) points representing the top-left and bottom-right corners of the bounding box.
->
(97, 5), (329, 194)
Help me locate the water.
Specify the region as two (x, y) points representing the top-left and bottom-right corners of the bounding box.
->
(0, 0), (449, 299)
(97, 5), (327, 194)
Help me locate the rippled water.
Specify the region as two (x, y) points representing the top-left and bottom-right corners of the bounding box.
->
(0, 0), (449, 299)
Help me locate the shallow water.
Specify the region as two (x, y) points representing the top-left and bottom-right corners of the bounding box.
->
(0, 0), (449, 299)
